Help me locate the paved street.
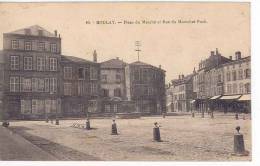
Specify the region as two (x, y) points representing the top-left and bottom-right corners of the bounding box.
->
(3, 113), (251, 161)
(0, 126), (56, 160)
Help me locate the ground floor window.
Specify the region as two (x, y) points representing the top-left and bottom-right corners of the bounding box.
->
(88, 100), (97, 112)
(21, 100), (32, 114)
(20, 99), (58, 115)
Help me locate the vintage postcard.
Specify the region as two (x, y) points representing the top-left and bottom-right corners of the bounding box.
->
(0, 2), (251, 162)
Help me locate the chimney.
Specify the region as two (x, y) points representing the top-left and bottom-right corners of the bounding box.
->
(193, 67), (196, 74)
(93, 50), (97, 62)
(229, 56), (233, 60)
(116, 57), (119, 60)
(54, 30), (57, 37)
(216, 48), (219, 55)
(235, 51), (241, 60)
(179, 75), (181, 79)
(58, 34), (61, 38)
(210, 51), (214, 56)
(159, 65), (161, 69)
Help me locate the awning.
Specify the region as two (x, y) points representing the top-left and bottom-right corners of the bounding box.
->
(210, 95), (222, 100)
(238, 94), (251, 101)
(219, 95), (242, 100)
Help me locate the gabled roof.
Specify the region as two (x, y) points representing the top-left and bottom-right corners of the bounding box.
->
(61, 55), (95, 64)
(171, 74), (194, 86)
(101, 58), (127, 69)
(130, 61), (165, 71)
(6, 25), (56, 37)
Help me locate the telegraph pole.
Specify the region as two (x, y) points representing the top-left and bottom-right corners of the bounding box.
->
(135, 41), (141, 61)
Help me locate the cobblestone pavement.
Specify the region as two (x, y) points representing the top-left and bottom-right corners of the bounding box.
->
(7, 113), (251, 161)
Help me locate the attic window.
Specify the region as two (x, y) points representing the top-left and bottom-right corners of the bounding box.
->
(38, 30), (43, 36)
(24, 29), (31, 35)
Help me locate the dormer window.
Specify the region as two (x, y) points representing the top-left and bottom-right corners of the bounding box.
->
(25, 41), (32, 51)
(38, 30), (43, 36)
(24, 28), (31, 35)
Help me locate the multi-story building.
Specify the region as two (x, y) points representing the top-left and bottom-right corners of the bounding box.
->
(100, 57), (135, 113)
(60, 52), (100, 117)
(129, 61), (166, 114)
(170, 74), (195, 112)
(1, 25), (61, 119)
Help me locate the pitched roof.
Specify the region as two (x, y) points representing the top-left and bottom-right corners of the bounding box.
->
(61, 55), (95, 64)
(6, 25), (56, 37)
(171, 74), (194, 86)
(130, 61), (165, 71)
(101, 58), (127, 69)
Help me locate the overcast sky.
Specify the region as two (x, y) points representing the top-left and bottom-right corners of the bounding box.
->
(0, 2), (250, 82)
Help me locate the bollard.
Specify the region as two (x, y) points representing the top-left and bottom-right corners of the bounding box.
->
(211, 111), (214, 119)
(192, 112), (195, 118)
(162, 113), (166, 118)
(55, 118), (59, 125)
(51, 119), (53, 124)
(233, 126), (249, 156)
(45, 117), (49, 123)
(86, 119), (91, 130)
(111, 120), (118, 135)
(2, 121), (9, 127)
(153, 122), (161, 142)
(235, 113), (239, 120)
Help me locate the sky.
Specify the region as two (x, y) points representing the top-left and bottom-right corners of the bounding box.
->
(0, 2), (250, 82)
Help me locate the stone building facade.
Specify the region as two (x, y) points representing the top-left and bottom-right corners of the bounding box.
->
(1, 25), (62, 119)
(129, 61), (166, 114)
(100, 57), (134, 113)
(60, 54), (100, 117)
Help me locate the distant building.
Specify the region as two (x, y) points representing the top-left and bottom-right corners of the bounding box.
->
(170, 74), (195, 112)
(129, 61), (166, 114)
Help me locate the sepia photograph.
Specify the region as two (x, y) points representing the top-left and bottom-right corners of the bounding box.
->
(0, 1), (254, 163)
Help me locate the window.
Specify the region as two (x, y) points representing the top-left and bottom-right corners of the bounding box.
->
(134, 69), (140, 81)
(102, 89), (109, 97)
(37, 78), (45, 92)
(227, 84), (232, 94)
(10, 76), (19, 92)
(114, 88), (121, 97)
(50, 58), (57, 71)
(50, 43), (57, 53)
(50, 78), (57, 94)
(21, 77), (32, 92)
(24, 41), (32, 51)
(78, 67), (85, 79)
(64, 83), (72, 96)
(105, 104), (110, 112)
(21, 100), (32, 114)
(238, 69), (243, 80)
(90, 83), (98, 94)
(38, 42), (45, 51)
(217, 74), (222, 83)
(233, 83), (237, 94)
(116, 74), (121, 83)
(45, 57), (49, 71)
(37, 57), (45, 71)
(90, 67), (98, 80)
(24, 57), (33, 70)
(239, 83), (244, 94)
(11, 40), (19, 49)
(226, 72), (231, 82)
(78, 81), (84, 96)
(232, 71), (237, 81)
(45, 78), (49, 92)
(88, 100), (97, 112)
(10, 55), (19, 70)
(101, 74), (107, 83)
(244, 69), (251, 79)
(64, 67), (72, 79)
(245, 83), (251, 93)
